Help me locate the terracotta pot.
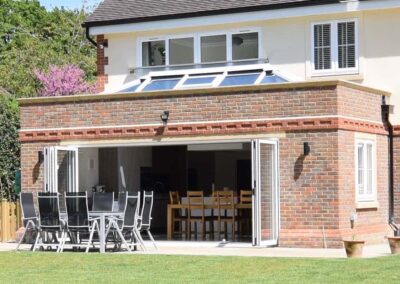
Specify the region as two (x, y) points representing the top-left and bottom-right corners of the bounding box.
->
(343, 240), (365, 258)
(387, 237), (400, 254)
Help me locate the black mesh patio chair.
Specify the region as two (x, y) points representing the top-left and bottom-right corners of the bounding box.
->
(138, 191), (157, 250)
(92, 192), (114, 212)
(33, 192), (66, 252)
(118, 191), (127, 212)
(105, 192), (143, 252)
(16, 192), (39, 251)
(61, 192), (100, 253)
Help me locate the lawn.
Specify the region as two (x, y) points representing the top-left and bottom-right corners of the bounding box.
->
(1, 252), (399, 283)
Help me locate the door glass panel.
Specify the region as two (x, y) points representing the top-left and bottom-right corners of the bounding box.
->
(259, 143), (276, 242)
(56, 149), (77, 212)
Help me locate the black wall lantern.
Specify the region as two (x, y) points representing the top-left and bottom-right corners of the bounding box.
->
(160, 111), (170, 125)
(38, 150), (44, 163)
(303, 142), (311, 156)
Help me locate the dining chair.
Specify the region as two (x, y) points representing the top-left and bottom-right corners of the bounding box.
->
(92, 192), (114, 212)
(187, 191), (214, 240)
(34, 192), (66, 252)
(169, 191), (187, 239)
(16, 192), (39, 251)
(216, 191), (236, 241)
(238, 190), (252, 238)
(61, 192), (100, 253)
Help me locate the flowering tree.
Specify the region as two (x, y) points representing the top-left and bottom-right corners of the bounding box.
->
(34, 64), (95, 97)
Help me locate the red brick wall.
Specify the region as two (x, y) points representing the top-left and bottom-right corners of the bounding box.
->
(20, 85), (382, 130)
(18, 83), (390, 248)
(96, 35), (108, 93)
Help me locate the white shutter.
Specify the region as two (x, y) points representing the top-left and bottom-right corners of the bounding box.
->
(313, 24), (332, 70)
(337, 21), (356, 69)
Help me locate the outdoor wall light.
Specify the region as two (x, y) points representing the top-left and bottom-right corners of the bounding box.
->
(160, 111), (170, 125)
(303, 142), (311, 156)
(38, 151), (44, 164)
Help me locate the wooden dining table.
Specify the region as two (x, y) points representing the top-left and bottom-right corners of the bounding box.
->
(167, 203), (252, 240)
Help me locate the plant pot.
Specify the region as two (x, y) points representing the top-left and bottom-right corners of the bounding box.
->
(343, 240), (365, 258)
(387, 237), (400, 254)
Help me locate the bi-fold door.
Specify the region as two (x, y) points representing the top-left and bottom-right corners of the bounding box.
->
(44, 147), (79, 194)
(251, 140), (280, 246)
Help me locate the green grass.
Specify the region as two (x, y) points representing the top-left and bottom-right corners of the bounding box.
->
(1, 252), (400, 283)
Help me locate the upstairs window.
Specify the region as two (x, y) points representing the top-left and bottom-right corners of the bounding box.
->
(139, 29), (260, 67)
(169, 37), (194, 65)
(356, 140), (376, 202)
(201, 35), (227, 63)
(312, 20), (358, 75)
(232, 32), (259, 61)
(142, 40), (166, 67)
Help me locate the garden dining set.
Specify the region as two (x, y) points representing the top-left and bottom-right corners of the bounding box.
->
(17, 191), (157, 253)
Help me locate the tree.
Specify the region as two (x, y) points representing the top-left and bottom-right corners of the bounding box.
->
(0, 94), (20, 200)
(0, 0), (97, 98)
(35, 64), (95, 96)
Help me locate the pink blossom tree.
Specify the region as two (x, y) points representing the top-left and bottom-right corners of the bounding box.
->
(34, 64), (95, 97)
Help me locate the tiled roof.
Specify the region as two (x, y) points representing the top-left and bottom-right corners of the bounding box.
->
(84, 0), (341, 27)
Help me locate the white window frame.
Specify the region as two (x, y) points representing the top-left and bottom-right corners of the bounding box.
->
(137, 28), (262, 67)
(355, 139), (376, 203)
(311, 19), (359, 76)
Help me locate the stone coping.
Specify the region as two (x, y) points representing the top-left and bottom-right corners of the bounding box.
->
(18, 80), (390, 106)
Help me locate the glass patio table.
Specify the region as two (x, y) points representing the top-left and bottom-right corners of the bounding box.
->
(88, 211), (123, 253)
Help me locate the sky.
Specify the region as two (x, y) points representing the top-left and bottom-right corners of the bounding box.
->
(39, 0), (101, 10)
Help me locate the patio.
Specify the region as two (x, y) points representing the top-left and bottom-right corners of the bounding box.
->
(2, 241), (391, 258)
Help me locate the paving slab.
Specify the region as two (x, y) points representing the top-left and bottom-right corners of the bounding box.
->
(1, 241), (392, 258)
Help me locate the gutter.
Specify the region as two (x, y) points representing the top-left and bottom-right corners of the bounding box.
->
(85, 26), (97, 47)
(382, 98), (398, 235)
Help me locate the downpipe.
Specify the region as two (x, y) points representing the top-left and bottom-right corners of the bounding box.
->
(382, 98), (399, 236)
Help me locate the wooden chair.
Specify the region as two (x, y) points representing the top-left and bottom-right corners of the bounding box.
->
(169, 191), (187, 239)
(238, 190), (252, 238)
(216, 191), (236, 241)
(187, 191), (214, 240)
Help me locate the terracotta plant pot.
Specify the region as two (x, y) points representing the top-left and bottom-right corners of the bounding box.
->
(343, 240), (365, 258)
(387, 237), (400, 254)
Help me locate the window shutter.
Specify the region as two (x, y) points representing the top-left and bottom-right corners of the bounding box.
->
(338, 21), (356, 69)
(313, 24), (331, 70)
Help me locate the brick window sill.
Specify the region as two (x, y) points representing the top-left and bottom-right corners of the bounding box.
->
(356, 201), (379, 210)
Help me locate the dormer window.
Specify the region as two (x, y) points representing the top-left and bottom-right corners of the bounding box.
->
(139, 29), (260, 67)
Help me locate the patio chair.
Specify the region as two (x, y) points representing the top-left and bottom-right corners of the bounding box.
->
(61, 192), (100, 253)
(33, 192), (66, 252)
(92, 192), (114, 212)
(16, 192), (39, 251)
(105, 192), (143, 252)
(138, 191), (157, 250)
(117, 191), (127, 212)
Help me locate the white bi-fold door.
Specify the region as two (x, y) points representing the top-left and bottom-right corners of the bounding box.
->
(251, 140), (280, 246)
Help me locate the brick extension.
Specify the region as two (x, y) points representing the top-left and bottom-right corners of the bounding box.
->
(19, 81), (393, 248)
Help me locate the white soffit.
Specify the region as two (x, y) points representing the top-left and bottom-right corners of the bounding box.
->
(89, 0), (400, 35)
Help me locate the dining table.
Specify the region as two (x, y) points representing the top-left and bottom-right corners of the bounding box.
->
(166, 202), (252, 240)
(88, 211), (123, 253)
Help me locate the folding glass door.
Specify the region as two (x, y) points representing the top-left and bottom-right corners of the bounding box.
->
(251, 140), (279, 246)
(44, 147), (78, 194)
